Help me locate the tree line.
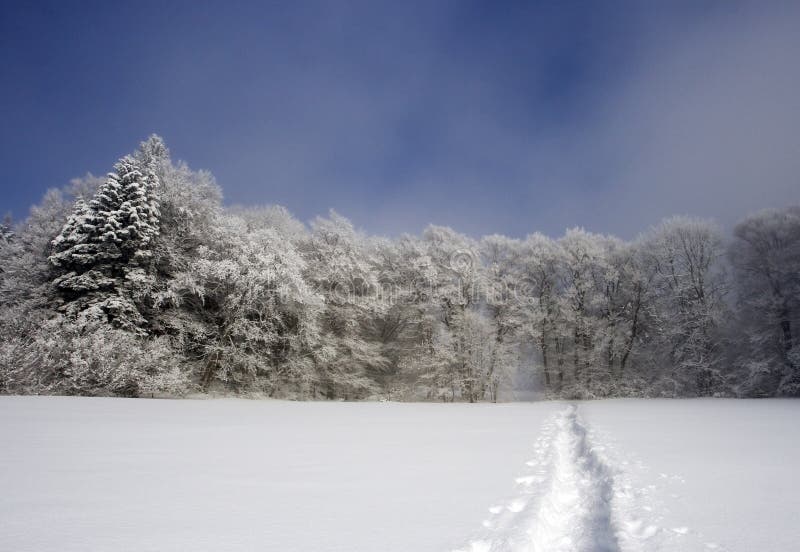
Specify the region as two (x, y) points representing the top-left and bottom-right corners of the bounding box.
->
(1, 136), (798, 400)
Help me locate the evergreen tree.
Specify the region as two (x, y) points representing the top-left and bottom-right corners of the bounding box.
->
(49, 154), (161, 332)
(0, 214), (13, 246)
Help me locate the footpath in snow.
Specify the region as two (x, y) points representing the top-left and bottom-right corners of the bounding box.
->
(454, 404), (707, 552)
(3, 397), (795, 551)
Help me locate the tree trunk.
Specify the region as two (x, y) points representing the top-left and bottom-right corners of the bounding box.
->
(780, 305), (794, 369)
(542, 337), (550, 387)
(620, 286), (643, 378)
(573, 325), (581, 383)
(200, 350), (220, 390)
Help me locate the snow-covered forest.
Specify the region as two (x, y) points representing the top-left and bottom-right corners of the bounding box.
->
(1, 136), (798, 400)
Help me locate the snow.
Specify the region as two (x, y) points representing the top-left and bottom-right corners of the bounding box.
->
(1, 397), (799, 552)
(580, 399), (800, 551)
(457, 399), (800, 552)
(456, 404), (617, 551)
(0, 396), (560, 552)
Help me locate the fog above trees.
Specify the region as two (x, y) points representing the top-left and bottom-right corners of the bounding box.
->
(1, 137), (798, 400)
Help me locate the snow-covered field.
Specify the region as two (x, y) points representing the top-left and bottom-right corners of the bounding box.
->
(1, 397), (798, 551)
(580, 400), (800, 551)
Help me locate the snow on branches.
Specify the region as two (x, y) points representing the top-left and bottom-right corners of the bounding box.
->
(49, 151), (161, 333)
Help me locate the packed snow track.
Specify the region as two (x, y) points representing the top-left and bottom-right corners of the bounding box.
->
(454, 405), (632, 552)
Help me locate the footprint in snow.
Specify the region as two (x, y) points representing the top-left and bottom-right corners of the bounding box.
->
(515, 475), (545, 486)
(506, 498), (527, 512)
(452, 540), (492, 552)
(622, 519), (659, 540)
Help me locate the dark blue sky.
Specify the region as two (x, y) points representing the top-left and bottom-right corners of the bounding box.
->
(2, 1), (799, 238)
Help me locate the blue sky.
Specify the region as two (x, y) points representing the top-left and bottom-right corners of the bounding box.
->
(2, 1), (799, 238)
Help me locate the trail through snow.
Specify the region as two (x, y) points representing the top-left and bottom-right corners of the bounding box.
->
(453, 404), (687, 552)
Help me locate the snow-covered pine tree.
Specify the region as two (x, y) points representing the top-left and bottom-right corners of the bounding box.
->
(49, 153), (161, 333)
(136, 134), (169, 172)
(0, 215), (13, 246)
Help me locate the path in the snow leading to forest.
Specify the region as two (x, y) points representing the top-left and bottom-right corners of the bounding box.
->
(453, 404), (675, 552)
